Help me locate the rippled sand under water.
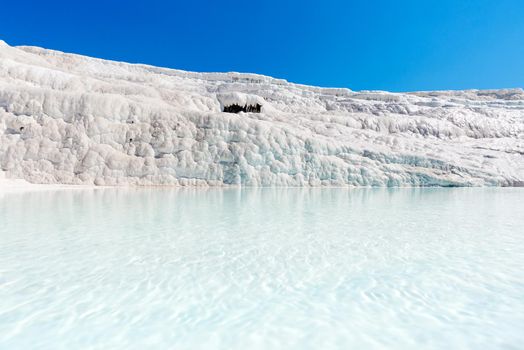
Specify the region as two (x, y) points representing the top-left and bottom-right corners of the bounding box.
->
(0, 188), (523, 349)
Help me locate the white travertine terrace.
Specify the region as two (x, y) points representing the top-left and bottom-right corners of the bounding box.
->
(0, 40), (523, 186)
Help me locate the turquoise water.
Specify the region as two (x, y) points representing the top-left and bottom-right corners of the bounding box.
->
(0, 188), (523, 349)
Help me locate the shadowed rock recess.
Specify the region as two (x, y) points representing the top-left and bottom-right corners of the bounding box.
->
(0, 40), (523, 186)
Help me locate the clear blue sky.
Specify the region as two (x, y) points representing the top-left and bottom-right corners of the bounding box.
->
(1, 0), (523, 91)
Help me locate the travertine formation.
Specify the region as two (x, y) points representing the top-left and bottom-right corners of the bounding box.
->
(0, 40), (523, 186)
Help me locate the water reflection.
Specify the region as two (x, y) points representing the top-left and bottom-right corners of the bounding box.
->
(0, 188), (523, 349)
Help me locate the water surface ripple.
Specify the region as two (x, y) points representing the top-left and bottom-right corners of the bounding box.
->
(0, 188), (523, 349)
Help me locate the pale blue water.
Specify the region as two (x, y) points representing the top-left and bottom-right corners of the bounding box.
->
(0, 188), (523, 350)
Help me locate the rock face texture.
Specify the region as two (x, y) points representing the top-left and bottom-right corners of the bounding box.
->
(0, 41), (523, 186)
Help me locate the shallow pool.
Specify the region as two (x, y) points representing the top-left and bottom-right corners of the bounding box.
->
(0, 188), (523, 349)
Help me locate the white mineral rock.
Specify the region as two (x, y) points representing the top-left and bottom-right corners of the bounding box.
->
(0, 41), (522, 186)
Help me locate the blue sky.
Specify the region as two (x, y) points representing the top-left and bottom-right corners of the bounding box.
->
(1, 0), (523, 91)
